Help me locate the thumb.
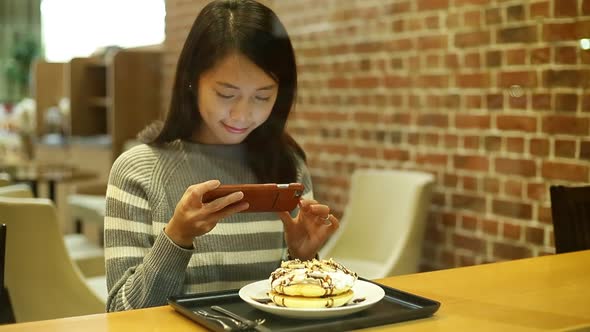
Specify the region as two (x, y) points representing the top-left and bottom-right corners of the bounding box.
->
(277, 211), (295, 232)
(187, 179), (221, 208)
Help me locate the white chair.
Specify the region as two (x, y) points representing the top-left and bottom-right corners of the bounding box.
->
(68, 193), (106, 233)
(319, 169), (435, 279)
(0, 183), (33, 198)
(0, 172), (11, 187)
(66, 192), (107, 280)
(66, 139), (139, 242)
(0, 197), (105, 322)
(0, 184), (105, 278)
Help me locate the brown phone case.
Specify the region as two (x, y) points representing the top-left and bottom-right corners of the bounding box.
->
(201, 183), (305, 212)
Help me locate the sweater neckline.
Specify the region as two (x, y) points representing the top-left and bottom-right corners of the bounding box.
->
(180, 140), (247, 160)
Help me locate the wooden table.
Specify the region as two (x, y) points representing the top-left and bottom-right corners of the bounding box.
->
(2, 163), (96, 204)
(1, 251), (589, 332)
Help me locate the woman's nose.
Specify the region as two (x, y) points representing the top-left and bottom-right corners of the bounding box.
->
(229, 99), (250, 121)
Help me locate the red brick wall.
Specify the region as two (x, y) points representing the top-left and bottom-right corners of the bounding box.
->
(165, 0), (590, 270)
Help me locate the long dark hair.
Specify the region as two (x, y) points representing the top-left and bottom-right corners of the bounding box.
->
(140, 0), (305, 183)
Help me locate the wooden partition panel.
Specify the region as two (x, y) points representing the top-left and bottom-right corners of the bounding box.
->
(110, 50), (161, 157)
(32, 61), (67, 137)
(69, 57), (109, 137)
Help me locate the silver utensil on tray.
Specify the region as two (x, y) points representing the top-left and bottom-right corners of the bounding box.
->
(195, 309), (237, 331)
(211, 305), (270, 332)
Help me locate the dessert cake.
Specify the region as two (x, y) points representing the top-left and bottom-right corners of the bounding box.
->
(268, 258), (358, 308)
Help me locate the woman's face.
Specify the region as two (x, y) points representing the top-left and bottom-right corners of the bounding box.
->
(194, 52), (278, 144)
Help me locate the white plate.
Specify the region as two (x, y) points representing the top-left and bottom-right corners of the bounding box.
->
(238, 280), (385, 319)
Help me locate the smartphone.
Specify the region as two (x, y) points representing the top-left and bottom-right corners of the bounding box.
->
(202, 183), (304, 212)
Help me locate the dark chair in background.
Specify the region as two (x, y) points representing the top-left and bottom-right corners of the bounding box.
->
(549, 185), (590, 254)
(0, 224), (16, 324)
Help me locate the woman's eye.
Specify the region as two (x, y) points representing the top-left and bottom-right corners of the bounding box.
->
(254, 96), (271, 102)
(215, 91), (234, 99)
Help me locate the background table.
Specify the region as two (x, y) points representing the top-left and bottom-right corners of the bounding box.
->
(4, 163), (96, 204)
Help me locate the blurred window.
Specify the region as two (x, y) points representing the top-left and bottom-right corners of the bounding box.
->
(41, 0), (165, 61)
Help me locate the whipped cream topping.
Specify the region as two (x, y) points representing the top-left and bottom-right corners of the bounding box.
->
(270, 258), (358, 295)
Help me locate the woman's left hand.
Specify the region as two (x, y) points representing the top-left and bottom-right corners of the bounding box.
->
(277, 199), (339, 260)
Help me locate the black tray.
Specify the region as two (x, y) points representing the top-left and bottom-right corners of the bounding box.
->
(168, 279), (440, 331)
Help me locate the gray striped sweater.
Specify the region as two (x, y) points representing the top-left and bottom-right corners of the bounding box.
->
(104, 140), (313, 311)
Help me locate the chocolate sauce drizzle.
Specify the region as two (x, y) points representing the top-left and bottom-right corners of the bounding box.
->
(270, 258), (358, 297)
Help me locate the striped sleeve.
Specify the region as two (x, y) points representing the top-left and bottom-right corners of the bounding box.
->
(104, 147), (193, 312)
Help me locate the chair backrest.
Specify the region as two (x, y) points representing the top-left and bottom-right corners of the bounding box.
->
(319, 169), (435, 278)
(0, 184), (33, 198)
(549, 185), (590, 254)
(0, 197), (105, 322)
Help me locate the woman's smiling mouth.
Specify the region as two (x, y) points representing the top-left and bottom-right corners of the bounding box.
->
(222, 122), (248, 134)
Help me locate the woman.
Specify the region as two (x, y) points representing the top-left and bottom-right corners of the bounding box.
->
(104, 0), (339, 311)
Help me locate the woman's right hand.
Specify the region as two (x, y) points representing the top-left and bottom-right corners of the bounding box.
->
(164, 180), (249, 248)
